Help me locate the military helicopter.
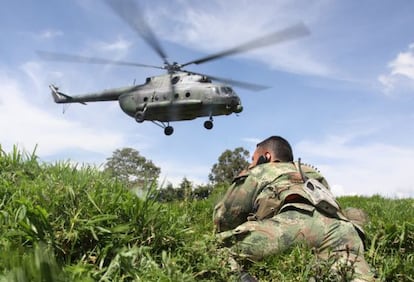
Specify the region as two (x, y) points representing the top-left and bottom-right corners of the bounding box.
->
(40, 0), (309, 135)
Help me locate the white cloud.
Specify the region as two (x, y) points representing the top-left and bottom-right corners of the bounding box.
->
(94, 37), (132, 52)
(155, 159), (210, 186)
(378, 43), (414, 94)
(39, 29), (63, 39)
(0, 70), (125, 159)
(296, 134), (414, 198)
(390, 43), (414, 79)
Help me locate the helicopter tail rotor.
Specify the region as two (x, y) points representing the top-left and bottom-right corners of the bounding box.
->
(49, 84), (64, 103)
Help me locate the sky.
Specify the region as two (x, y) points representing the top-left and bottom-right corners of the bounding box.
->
(1, 0), (414, 198)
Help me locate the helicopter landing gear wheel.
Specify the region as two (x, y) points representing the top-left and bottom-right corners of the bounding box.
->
(134, 111), (145, 123)
(204, 120), (213, 130)
(164, 126), (174, 136)
(151, 121), (174, 136)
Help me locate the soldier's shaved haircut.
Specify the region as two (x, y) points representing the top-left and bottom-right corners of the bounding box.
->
(256, 136), (294, 162)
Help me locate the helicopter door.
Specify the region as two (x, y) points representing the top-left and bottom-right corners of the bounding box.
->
(210, 87), (220, 99)
(203, 87), (214, 105)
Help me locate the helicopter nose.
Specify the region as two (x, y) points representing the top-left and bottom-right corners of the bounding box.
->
(235, 104), (243, 113)
(226, 97), (243, 113)
(234, 98), (243, 113)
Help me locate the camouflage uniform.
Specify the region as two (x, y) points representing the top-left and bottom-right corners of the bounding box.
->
(214, 161), (376, 281)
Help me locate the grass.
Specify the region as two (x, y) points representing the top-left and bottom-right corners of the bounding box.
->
(0, 146), (413, 281)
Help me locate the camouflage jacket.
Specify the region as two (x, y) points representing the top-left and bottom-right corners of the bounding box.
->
(213, 161), (337, 232)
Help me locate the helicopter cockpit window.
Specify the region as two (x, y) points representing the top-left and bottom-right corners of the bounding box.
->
(212, 87), (220, 95)
(220, 86), (234, 96)
(171, 76), (180, 85)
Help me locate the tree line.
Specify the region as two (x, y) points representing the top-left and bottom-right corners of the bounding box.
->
(103, 147), (250, 201)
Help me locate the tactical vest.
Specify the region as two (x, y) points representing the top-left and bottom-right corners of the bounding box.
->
(248, 162), (364, 236)
(249, 164), (346, 224)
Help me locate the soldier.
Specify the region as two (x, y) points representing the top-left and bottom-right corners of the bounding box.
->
(213, 136), (376, 281)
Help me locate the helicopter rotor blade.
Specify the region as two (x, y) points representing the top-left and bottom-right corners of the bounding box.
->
(184, 70), (269, 91)
(181, 22), (310, 67)
(37, 51), (164, 69)
(104, 0), (170, 66)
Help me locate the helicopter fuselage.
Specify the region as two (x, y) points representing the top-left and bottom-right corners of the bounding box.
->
(50, 72), (243, 126)
(119, 72), (242, 122)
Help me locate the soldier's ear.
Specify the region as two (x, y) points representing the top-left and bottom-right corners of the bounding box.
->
(256, 154), (270, 165)
(265, 152), (271, 162)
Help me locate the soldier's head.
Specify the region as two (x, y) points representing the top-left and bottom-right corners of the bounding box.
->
(249, 136), (294, 168)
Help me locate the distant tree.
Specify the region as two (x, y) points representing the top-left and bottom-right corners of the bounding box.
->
(179, 177), (193, 200)
(209, 147), (250, 185)
(104, 147), (160, 188)
(157, 179), (213, 202)
(157, 179), (192, 202)
(192, 184), (213, 200)
(157, 183), (176, 202)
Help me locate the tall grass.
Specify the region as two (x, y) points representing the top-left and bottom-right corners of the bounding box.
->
(339, 196), (414, 281)
(0, 147), (234, 281)
(0, 146), (413, 281)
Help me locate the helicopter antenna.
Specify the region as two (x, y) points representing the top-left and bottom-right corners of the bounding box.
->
(62, 103), (70, 114)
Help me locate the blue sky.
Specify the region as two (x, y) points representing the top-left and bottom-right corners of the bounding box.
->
(1, 0), (414, 197)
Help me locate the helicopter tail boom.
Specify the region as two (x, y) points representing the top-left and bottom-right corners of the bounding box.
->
(49, 84), (87, 105)
(49, 84), (132, 104)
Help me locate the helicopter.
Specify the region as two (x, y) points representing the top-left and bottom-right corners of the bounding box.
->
(40, 0), (310, 135)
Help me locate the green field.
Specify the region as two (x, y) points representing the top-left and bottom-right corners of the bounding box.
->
(0, 147), (413, 281)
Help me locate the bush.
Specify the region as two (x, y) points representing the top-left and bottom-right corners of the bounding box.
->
(0, 146), (413, 281)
